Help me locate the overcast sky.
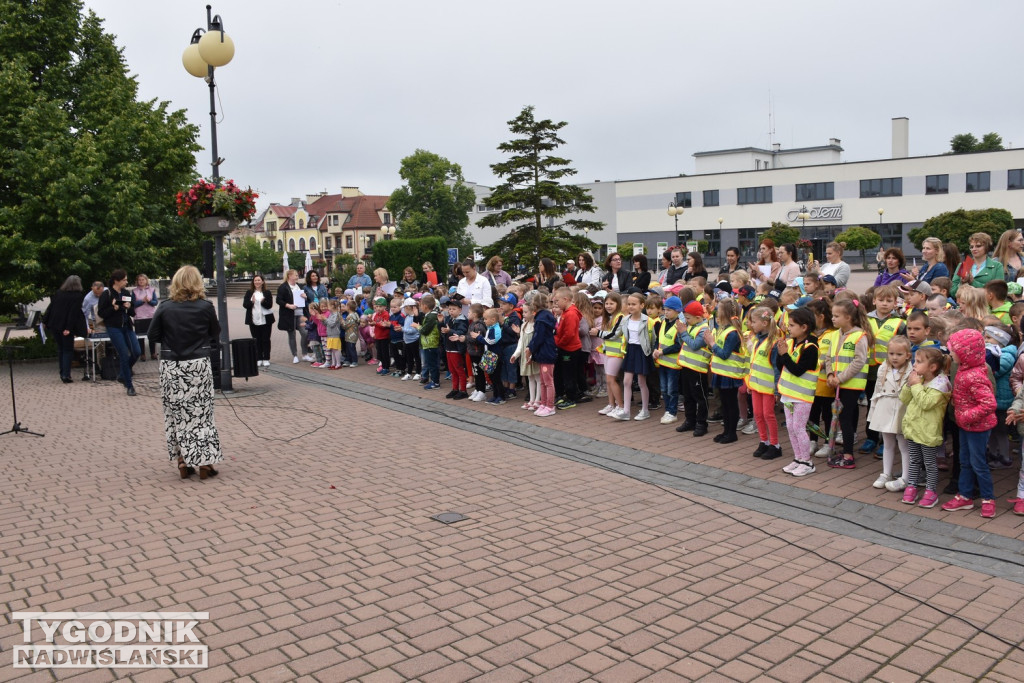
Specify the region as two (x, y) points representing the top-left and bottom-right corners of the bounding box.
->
(84, 0), (1024, 208)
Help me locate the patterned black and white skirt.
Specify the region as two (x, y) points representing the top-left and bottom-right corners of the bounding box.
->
(159, 357), (222, 467)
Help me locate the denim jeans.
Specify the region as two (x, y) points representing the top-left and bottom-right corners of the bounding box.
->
(658, 367), (680, 415)
(422, 347), (439, 384)
(56, 333), (75, 379)
(958, 428), (994, 500)
(106, 326), (140, 388)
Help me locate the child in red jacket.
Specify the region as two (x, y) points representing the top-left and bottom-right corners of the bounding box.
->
(553, 288), (585, 409)
(371, 297), (392, 375)
(942, 328), (998, 518)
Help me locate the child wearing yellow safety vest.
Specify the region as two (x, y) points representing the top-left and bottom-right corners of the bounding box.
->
(861, 284), (907, 455)
(746, 306), (783, 460)
(824, 298), (875, 469)
(653, 296), (684, 424)
(705, 299), (746, 443)
(677, 300), (713, 437)
(775, 307), (820, 477)
(597, 293), (627, 418)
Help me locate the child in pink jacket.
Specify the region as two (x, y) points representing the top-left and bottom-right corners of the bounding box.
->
(942, 328), (998, 518)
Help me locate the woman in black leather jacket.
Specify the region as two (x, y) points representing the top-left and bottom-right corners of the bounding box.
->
(148, 265), (223, 481)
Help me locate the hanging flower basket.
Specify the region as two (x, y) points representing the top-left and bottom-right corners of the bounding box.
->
(176, 178), (259, 228)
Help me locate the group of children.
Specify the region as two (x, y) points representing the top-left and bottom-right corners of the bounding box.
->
(301, 243), (1024, 520)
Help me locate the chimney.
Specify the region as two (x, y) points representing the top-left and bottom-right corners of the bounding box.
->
(771, 143), (781, 152)
(828, 138), (841, 147)
(892, 117), (909, 159)
(340, 186), (363, 198)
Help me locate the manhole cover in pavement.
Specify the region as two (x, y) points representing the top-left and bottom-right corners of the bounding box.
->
(432, 512), (468, 524)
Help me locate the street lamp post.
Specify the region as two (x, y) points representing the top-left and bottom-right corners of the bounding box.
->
(667, 202), (683, 248)
(182, 4), (236, 392)
(380, 225), (396, 241)
(878, 207), (884, 226)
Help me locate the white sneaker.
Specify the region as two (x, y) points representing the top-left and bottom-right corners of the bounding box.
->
(736, 417), (748, 429)
(835, 432), (844, 445)
(872, 473), (893, 489)
(659, 413), (677, 424)
(741, 421), (759, 435)
(885, 477), (908, 492)
(293, 356), (300, 364)
(613, 409), (631, 421)
(401, 373), (412, 381)
(634, 410), (651, 421)
(596, 388), (608, 397)
(598, 404), (615, 415)
(472, 391), (486, 402)
(792, 462), (816, 477)
(413, 374), (421, 380)
(814, 443), (832, 457)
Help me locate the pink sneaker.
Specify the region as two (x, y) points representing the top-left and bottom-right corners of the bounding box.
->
(941, 494), (974, 512)
(980, 499), (996, 518)
(521, 402), (533, 410)
(901, 485), (918, 505)
(311, 362), (324, 368)
(782, 460), (801, 474)
(918, 490), (939, 508)
(535, 406), (555, 417)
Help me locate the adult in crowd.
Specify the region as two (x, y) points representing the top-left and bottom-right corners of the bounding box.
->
(346, 263), (372, 290)
(147, 265), (223, 481)
(716, 247), (747, 281)
(457, 258), (494, 308)
(951, 232), (1002, 297)
(874, 247), (886, 274)
(993, 229), (1024, 282)
(132, 273), (159, 361)
(575, 252), (603, 287)
(748, 239), (782, 287)
(562, 259), (578, 286)
(663, 248), (688, 286)
(654, 249), (673, 286)
(276, 269), (311, 364)
(810, 241), (851, 289)
(447, 262), (463, 288)
(82, 280), (105, 330)
(243, 274), (274, 367)
(97, 268), (141, 396)
(907, 237), (949, 283)
(484, 255), (513, 289)
(683, 252), (708, 283)
(626, 254), (651, 292)
(397, 266), (420, 294)
(873, 248), (910, 287)
(421, 261), (439, 287)
(44, 275), (88, 384)
(942, 242), (961, 279)
(303, 270), (328, 312)
(602, 253), (628, 293)
(774, 244), (802, 289)
(372, 267), (392, 300)
(538, 258), (560, 292)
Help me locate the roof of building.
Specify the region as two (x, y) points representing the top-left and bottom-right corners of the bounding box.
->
(693, 143), (843, 157)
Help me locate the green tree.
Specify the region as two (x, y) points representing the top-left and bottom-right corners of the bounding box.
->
(231, 237), (279, 276)
(907, 208), (1013, 252)
(835, 226), (880, 269)
(388, 149), (476, 258)
(761, 222), (801, 248)
(0, 0), (201, 312)
(950, 132), (1004, 154)
(477, 106), (603, 273)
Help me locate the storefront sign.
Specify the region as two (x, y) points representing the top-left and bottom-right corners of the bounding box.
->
(786, 205), (843, 222)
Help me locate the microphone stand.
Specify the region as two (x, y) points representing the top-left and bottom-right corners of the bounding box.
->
(0, 345), (44, 437)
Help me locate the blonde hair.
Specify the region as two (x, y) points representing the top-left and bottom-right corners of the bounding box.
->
(957, 286), (988, 320)
(748, 305), (781, 351)
(373, 267), (388, 282)
(729, 270), (751, 287)
(168, 265), (206, 302)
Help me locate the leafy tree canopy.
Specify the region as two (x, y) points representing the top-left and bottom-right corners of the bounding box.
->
(761, 222), (801, 248)
(907, 208), (1014, 252)
(230, 236), (279, 277)
(477, 105), (603, 273)
(0, 0), (201, 311)
(835, 226), (881, 268)
(950, 132), (1004, 154)
(388, 149), (476, 258)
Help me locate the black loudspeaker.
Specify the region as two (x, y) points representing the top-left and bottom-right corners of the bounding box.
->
(201, 240), (214, 278)
(231, 338), (259, 379)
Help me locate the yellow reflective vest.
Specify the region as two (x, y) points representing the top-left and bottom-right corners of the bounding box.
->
(832, 329), (868, 390)
(710, 326), (747, 379)
(778, 338), (819, 403)
(678, 321), (712, 373)
(746, 336), (777, 395)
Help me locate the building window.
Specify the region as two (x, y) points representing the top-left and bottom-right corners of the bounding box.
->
(309, 237), (316, 252)
(877, 223), (903, 249)
(325, 236), (332, 250)
(298, 219), (304, 229)
(346, 234), (353, 249)
(966, 171), (990, 192)
(298, 238), (305, 251)
(859, 177), (902, 198)
(703, 189), (719, 207)
(705, 231), (721, 260)
(674, 191), (692, 208)
(1009, 169), (1024, 190)
(288, 238), (295, 251)
(737, 228), (761, 260)
(383, 213), (391, 225)
(925, 174), (949, 195)
(795, 182), (834, 201)
(737, 186), (772, 205)
(277, 240), (283, 251)
(332, 215), (339, 226)
(266, 221), (276, 232)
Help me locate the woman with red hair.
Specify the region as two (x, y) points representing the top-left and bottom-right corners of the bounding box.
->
(749, 239), (782, 287)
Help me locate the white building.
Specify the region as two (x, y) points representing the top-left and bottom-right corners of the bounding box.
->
(469, 119), (1024, 267)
